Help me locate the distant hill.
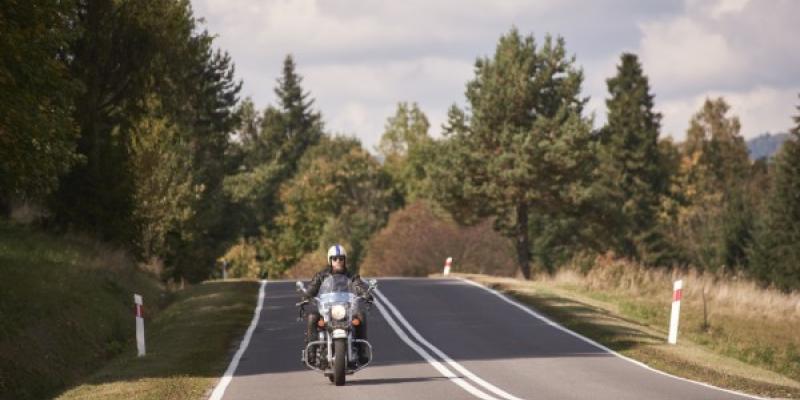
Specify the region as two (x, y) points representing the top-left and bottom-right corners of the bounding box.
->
(747, 132), (790, 160)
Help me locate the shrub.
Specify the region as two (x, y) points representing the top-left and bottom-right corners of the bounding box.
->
(360, 200), (517, 277)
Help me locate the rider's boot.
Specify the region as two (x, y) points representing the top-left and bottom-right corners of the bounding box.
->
(357, 343), (369, 365)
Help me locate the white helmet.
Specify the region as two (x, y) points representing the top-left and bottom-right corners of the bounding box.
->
(327, 244), (347, 264)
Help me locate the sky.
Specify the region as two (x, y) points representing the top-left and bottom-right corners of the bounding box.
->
(191, 0), (800, 151)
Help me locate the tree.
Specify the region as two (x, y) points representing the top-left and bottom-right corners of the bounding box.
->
(749, 96), (800, 291)
(263, 136), (398, 277)
(224, 55), (323, 237)
(164, 38), (242, 282)
(672, 98), (752, 271)
(432, 29), (595, 279)
(597, 53), (670, 265)
(377, 102), (435, 202)
(128, 97), (194, 262)
(0, 0), (80, 207)
(49, 0), (199, 244)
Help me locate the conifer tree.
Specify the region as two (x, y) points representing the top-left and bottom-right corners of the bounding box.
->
(272, 55), (323, 169)
(598, 53), (670, 265)
(224, 55), (322, 238)
(432, 29), (595, 279)
(749, 96), (800, 290)
(167, 41), (241, 282)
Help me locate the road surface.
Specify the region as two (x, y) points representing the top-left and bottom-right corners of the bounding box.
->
(213, 278), (759, 400)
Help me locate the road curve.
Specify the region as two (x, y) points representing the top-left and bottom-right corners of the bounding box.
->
(213, 278), (761, 400)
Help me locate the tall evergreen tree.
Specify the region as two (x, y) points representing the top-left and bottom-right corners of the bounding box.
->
(272, 54), (323, 169)
(224, 55), (322, 237)
(598, 53), (670, 264)
(165, 37), (241, 282)
(749, 96), (800, 291)
(432, 29), (595, 279)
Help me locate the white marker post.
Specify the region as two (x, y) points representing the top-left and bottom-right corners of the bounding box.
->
(134, 294), (146, 357)
(443, 257), (452, 276)
(668, 279), (683, 344)
(222, 259), (228, 280)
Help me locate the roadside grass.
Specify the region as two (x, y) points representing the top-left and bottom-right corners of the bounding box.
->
(0, 219), (163, 400)
(453, 262), (800, 399)
(56, 280), (260, 400)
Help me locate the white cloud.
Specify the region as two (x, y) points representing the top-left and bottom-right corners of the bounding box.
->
(636, 0), (800, 139)
(660, 86), (800, 141)
(639, 17), (745, 95)
(192, 0), (799, 150)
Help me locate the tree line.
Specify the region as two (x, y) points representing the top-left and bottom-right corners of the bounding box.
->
(2, 3), (799, 291)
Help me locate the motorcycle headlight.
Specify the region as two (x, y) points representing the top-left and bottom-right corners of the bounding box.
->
(331, 304), (347, 321)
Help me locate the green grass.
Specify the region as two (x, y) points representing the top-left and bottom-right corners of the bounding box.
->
(0, 220), (164, 400)
(56, 280), (260, 400)
(0, 220), (165, 399)
(460, 274), (800, 399)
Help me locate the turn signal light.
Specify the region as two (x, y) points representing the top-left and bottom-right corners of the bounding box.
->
(317, 319), (325, 327)
(352, 318), (361, 326)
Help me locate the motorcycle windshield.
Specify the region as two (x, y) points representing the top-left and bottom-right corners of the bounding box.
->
(318, 274), (355, 304)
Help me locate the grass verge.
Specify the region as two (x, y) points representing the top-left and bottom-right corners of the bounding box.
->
(56, 280), (260, 400)
(0, 220), (163, 400)
(455, 272), (800, 399)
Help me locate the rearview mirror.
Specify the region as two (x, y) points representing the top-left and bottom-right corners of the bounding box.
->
(368, 279), (377, 290)
(295, 281), (307, 294)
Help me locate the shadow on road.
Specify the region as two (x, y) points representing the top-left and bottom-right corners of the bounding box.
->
(348, 376), (450, 386)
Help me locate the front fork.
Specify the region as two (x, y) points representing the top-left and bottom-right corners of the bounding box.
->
(304, 330), (372, 372)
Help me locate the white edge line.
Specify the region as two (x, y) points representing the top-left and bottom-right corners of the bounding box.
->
(459, 278), (769, 400)
(375, 289), (524, 400)
(208, 279), (268, 400)
(374, 293), (499, 400)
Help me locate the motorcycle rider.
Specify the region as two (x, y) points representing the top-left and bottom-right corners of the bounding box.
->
(304, 244), (372, 363)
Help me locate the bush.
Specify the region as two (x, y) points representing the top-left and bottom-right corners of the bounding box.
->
(360, 200), (517, 277)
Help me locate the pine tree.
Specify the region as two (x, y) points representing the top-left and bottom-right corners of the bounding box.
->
(598, 53), (670, 265)
(273, 55), (323, 168)
(749, 96), (800, 290)
(223, 55), (322, 239)
(432, 29), (595, 279)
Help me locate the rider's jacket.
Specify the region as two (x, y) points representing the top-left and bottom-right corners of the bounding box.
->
(305, 266), (372, 301)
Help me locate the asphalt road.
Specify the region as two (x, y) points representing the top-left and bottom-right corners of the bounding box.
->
(214, 278), (760, 400)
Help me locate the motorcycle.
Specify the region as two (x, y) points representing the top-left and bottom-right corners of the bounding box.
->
(296, 275), (377, 386)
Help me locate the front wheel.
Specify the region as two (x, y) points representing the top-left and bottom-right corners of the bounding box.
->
(333, 338), (346, 386)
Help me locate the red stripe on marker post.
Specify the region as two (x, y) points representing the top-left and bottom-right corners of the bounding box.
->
(443, 257), (452, 276)
(134, 294), (146, 356)
(668, 280), (683, 344)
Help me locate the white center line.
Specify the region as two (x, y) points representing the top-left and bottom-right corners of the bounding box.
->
(375, 289), (524, 400)
(374, 294), (499, 400)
